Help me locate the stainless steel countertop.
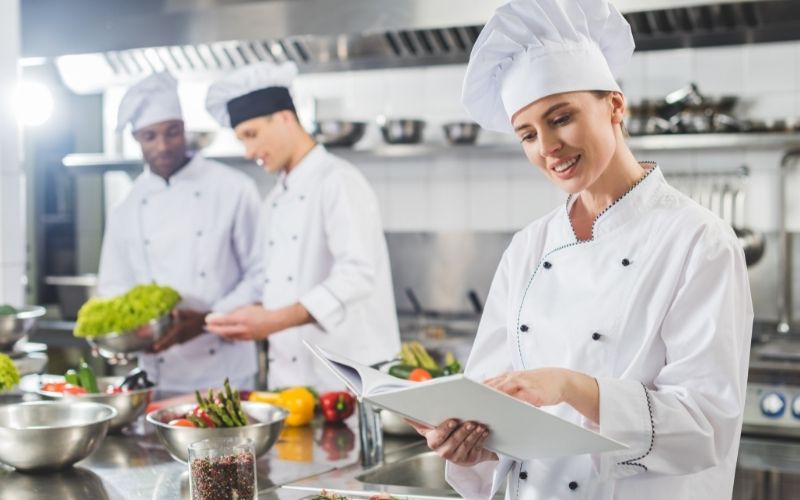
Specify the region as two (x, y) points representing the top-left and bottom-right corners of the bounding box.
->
(0, 413), (422, 500)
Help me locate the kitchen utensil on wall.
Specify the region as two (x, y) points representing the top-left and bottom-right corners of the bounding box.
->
(377, 118), (426, 145)
(311, 120), (367, 148)
(729, 184), (765, 267)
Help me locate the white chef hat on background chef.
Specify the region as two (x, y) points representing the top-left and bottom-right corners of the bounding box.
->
(462, 0), (635, 134)
(205, 61), (299, 129)
(116, 71), (183, 133)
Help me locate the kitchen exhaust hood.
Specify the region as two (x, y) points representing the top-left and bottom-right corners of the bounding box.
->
(20, 0), (800, 93)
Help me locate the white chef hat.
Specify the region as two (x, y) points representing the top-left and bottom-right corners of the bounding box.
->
(116, 72), (183, 133)
(462, 0), (635, 133)
(205, 61), (299, 129)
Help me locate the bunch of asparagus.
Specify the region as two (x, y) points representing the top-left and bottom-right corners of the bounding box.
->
(191, 378), (249, 428)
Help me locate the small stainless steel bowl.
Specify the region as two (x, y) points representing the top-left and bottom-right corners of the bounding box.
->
(86, 313), (172, 356)
(380, 409), (418, 436)
(0, 305), (46, 351)
(147, 401), (288, 463)
(443, 122), (481, 145)
(378, 119), (426, 145)
(312, 120), (367, 148)
(0, 401), (116, 472)
(36, 376), (155, 432)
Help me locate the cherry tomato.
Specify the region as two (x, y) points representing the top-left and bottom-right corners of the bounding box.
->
(41, 382), (67, 393)
(168, 418), (196, 427)
(408, 368), (432, 382)
(63, 384), (88, 395)
(104, 385), (125, 394)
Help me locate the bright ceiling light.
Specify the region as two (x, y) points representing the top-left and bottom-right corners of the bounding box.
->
(13, 80), (54, 127)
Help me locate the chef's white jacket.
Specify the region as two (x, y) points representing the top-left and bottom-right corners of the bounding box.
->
(447, 164), (753, 500)
(259, 145), (400, 391)
(98, 155), (262, 392)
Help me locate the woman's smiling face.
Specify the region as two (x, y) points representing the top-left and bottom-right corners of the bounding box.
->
(511, 91), (625, 194)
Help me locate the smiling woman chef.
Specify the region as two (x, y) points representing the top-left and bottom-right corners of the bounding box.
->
(408, 0), (753, 499)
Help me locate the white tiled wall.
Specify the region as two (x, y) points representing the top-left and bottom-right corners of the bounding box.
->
(105, 41), (800, 233)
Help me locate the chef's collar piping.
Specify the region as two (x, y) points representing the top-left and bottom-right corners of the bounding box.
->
(565, 161), (658, 242)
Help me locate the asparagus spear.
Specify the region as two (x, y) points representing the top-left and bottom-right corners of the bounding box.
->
(226, 399), (243, 426)
(186, 414), (206, 428)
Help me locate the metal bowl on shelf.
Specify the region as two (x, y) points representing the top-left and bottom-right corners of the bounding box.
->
(33, 375), (155, 432)
(0, 401), (116, 472)
(86, 313), (172, 357)
(312, 120), (367, 148)
(378, 118), (426, 145)
(0, 305), (46, 351)
(146, 401), (288, 462)
(442, 122), (481, 145)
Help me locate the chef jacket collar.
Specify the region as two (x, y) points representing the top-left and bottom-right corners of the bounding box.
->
(142, 154), (206, 189)
(566, 162), (661, 240)
(278, 144), (328, 192)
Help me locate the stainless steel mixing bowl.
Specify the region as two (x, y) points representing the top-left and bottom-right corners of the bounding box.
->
(0, 401), (117, 471)
(147, 401), (288, 462)
(312, 120), (367, 147)
(86, 312), (172, 356)
(378, 118), (426, 144)
(36, 375), (155, 432)
(0, 305), (46, 350)
(443, 121), (481, 145)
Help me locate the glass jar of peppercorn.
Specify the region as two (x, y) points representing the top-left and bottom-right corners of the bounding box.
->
(189, 437), (257, 500)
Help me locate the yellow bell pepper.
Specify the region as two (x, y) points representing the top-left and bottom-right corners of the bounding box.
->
(249, 386), (315, 427)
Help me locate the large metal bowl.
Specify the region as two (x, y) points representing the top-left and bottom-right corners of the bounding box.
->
(443, 122), (481, 145)
(147, 401), (288, 462)
(378, 118), (426, 145)
(0, 401), (116, 472)
(86, 313), (172, 356)
(312, 120), (367, 147)
(0, 305), (46, 350)
(34, 375), (155, 432)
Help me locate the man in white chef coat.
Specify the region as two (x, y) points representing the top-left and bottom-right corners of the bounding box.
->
(97, 71), (261, 392)
(204, 62), (400, 391)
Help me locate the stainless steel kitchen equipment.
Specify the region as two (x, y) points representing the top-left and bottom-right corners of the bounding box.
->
(312, 120), (367, 148)
(87, 312), (172, 359)
(0, 305), (46, 351)
(442, 122), (481, 145)
(378, 118), (426, 145)
(0, 401), (116, 471)
(44, 274), (97, 320)
(146, 401), (288, 463)
(30, 374), (155, 432)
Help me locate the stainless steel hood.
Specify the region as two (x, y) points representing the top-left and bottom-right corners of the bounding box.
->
(21, 0), (800, 93)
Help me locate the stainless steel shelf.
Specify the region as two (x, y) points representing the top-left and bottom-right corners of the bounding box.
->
(61, 133), (800, 173)
(626, 132), (800, 151)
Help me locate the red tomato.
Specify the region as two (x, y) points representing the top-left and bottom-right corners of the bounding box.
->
(191, 406), (216, 428)
(41, 382), (67, 393)
(63, 384), (88, 395)
(168, 418), (196, 427)
(104, 385), (125, 394)
(408, 368), (432, 382)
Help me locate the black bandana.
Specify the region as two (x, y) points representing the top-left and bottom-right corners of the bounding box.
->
(226, 86), (296, 128)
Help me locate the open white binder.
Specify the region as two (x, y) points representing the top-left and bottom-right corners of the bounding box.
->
(304, 340), (627, 461)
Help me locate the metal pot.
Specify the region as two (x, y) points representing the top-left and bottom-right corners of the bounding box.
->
(378, 118), (425, 145)
(442, 122), (480, 145)
(44, 274), (97, 320)
(312, 120), (367, 148)
(730, 187), (765, 267)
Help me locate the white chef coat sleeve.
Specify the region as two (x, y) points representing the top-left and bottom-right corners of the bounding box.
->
(446, 246), (516, 499)
(211, 182), (264, 314)
(592, 226), (752, 481)
(299, 170), (380, 331)
(97, 209), (135, 298)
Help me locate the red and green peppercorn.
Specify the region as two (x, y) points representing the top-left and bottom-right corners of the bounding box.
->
(190, 450), (255, 500)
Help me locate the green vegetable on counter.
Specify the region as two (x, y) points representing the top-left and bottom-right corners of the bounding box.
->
(0, 353), (20, 392)
(0, 304), (18, 316)
(77, 358), (99, 393)
(74, 283), (180, 338)
(64, 369), (79, 386)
